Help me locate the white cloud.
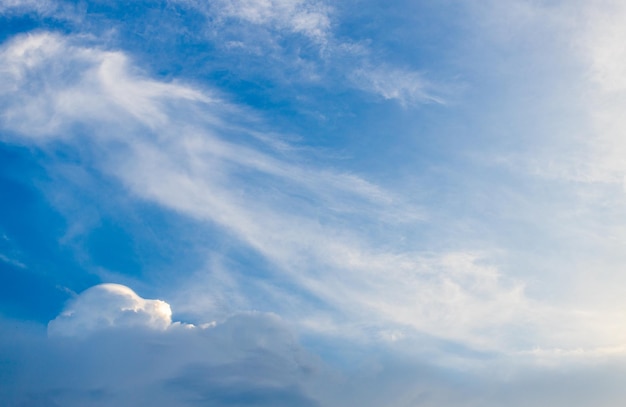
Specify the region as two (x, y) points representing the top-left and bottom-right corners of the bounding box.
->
(5, 3), (626, 404)
(48, 284), (172, 337)
(0, 31), (524, 350)
(351, 65), (445, 106)
(579, 1), (626, 95)
(174, 0), (331, 47)
(0, 0), (80, 24)
(6, 308), (626, 407)
(0, 253), (26, 269)
(13, 284), (626, 406)
(0, 0), (55, 14)
(2, 307), (326, 407)
(4, 30), (623, 356)
(574, 1), (626, 184)
(174, 0), (443, 105)
(214, 0), (331, 43)
(468, 0), (626, 186)
(0, 32), (208, 140)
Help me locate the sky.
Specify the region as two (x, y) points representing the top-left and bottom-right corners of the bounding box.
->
(2, 0), (626, 405)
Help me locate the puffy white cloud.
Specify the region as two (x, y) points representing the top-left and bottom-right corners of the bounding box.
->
(48, 284), (172, 337)
(5, 309), (626, 407)
(1, 306), (325, 407)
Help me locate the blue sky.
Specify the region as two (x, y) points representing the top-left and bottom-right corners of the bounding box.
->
(3, 0), (626, 405)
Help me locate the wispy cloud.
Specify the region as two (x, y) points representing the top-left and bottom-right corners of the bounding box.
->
(573, 1), (626, 185)
(173, 0), (445, 105)
(0, 253), (26, 269)
(0, 32), (533, 352)
(350, 65), (445, 106)
(0, 0), (55, 14)
(6, 29), (624, 358)
(466, 0), (626, 186)
(4, 2), (626, 360)
(211, 0), (332, 43)
(5, 1), (626, 405)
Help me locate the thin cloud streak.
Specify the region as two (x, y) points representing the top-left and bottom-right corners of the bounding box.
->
(174, 0), (445, 105)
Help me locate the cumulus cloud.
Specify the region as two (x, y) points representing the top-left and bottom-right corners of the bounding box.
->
(1, 297), (325, 407)
(48, 284), (172, 337)
(4, 304), (626, 407)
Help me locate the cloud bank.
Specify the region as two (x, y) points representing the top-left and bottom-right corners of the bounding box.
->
(3, 283), (626, 407)
(1, 285), (323, 407)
